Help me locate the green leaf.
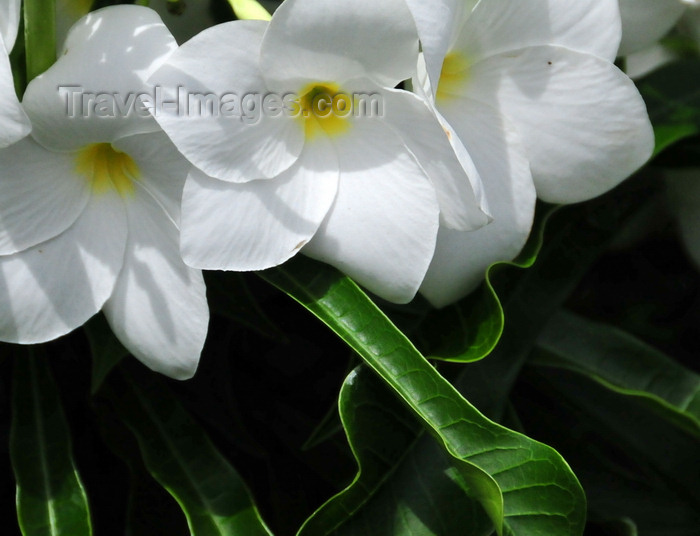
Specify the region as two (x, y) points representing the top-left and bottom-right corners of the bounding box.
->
(415, 203), (558, 363)
(299, 366), (493, 536)
(10, 349), (92, 536)
(513, 366), (700, 535)
(531, 310), (700, 437)
(100, 366), (273, 536)
(84, 313), (129, 394)
(23, 0), (56, 81)
(455, 177), (661, 420)
(260, 256), (586, 536)
(637, 60), (700, 156)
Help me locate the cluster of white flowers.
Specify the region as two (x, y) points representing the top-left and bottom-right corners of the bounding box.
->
(0, 0), (653, 378)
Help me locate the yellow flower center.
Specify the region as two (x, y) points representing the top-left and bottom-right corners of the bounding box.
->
(436, 52), (470, 102)
(297, 82), (352, 140)
(75, 143), (139, 197)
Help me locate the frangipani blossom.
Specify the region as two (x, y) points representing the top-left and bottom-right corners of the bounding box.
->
(0, 0), (30, 147)
(0, 6), (209, 380)
(618, 0), (700, 56)
(150, 0), (489, 304)
(407, 0), (655, 306)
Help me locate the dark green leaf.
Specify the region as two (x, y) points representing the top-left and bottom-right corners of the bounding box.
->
(84, 314), (129, 394)
(513, 366), (700, 535)
(10, 349), (92, 536)
(261, 257), (586, 536)
(637, 60), (700, 156)
(532, 310), (700, 437)
(101, 366), (273, 536)
(299, 366), (493, 536)
(456, 177), (660, 420)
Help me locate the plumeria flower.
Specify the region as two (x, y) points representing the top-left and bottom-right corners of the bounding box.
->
(0, 6), (209, 380)
(406, 0), (655, 306)
(618, 0), (700, 56)
(0, 0), (30, 147)
(149, 0), (490, 304)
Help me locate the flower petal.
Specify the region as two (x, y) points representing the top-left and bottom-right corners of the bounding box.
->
(0, 39), (30, 148)
(381, 87), (489, 230)
(149, 20), (303, 182)
(113, 131), (190, 225)
(303, 119), (440, 304)
(103, 183), (209, 380)
(260, 0), (419, 90)
(0, 137), (90, 254)
(23, 5), (177, 152)
(0, 192), (127, 343)
(181, 135), (339, 271)
(468, 45), (654, 203)
(420, 99), (535, 307)
(0, 0), (20, 50)
(457, 0), (621, 63)
(404, 0), (475, 96)
(618, 0), (687, 56)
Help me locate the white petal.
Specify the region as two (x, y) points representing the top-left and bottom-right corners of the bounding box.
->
(0, 193), (127, 343)
(149, 20), (303, 182)
(381, 88), (489, 230)
(456, 0), (621, 63)
(618, 0), (687, 56)
(420, 99), (535, 307)
(0, 38), (30, 148)
(303, 119), (440, 304)
(23, 5), (177, 152)
(103, 184), (209, 380)
(0, 0), (20, 50)
(404, 0), (475, 96)
(113, 131), (190, 225)
(260, 0), (419, 90)
(0, 137), (90, 254)
(468, 46), (654, 203)
(181, 136), (339, 271)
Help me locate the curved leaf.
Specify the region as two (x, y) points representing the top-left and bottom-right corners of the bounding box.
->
(299, 365), (493, 536)
(260, 257), (586, 536)
(532, 309), (700, 437)
(10, 349), (92, 536)
(415, 203), (558, 363)
(100, 366), (273, 536)
(455, 176), (661, 420)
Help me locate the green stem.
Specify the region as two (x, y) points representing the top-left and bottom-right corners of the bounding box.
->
(227, 0), (272, 21)
(23, 0), (56, 82)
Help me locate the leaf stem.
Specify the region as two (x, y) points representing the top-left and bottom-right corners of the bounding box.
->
(23, 0), (56, 82)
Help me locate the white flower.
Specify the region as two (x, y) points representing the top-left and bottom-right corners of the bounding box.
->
(150, 0), (489, 303)
(0, 0), (30, 147)
(618, 0), (700, 56)
(0, 6), (209, 380)
(406, 0), (655, 306)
